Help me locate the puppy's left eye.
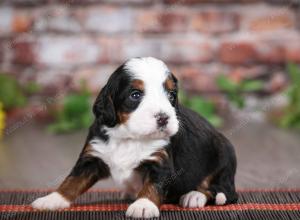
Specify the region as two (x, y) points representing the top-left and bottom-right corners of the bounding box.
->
(130, 90), (143, 101)
(167, 91), (177, 102)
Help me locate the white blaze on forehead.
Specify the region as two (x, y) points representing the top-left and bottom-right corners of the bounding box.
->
(125, 57), (170, 86)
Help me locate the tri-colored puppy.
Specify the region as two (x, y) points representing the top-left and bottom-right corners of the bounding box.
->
(32, 57), (238, 218)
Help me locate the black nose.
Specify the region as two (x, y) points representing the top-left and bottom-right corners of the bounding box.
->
(155, 113), (169, 128)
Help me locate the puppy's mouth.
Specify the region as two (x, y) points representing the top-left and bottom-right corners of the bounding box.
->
(144, 128), (173, 139)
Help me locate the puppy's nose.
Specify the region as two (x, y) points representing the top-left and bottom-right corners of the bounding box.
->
(155, 112), (169, 127)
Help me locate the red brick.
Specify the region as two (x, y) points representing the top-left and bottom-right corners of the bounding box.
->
(12, 39), (36, 65)
(265, 72), (287, 93)
(256, 41), (285, 64)
(121, 38), (162, 62)
(0, 7), (13, 35)
(219, 41), (257, 64)
(96, 37), (124, 64)
(162, 40), (214, 64)
(179, 67), (218, 92)
(137, 11), (188, 33)
(124, 38), (214, 64)
(34, 7), (81, 33)
(249, 15), (294, 32)
(241, 7), (296, 32)
(72, 66), (115, 94)
(60, 0), (153, 4)
(8, 0), (46, 5)
(229, 66), (268, 82)
(12, 10), (33, 33)
(191, 10), (239, 34)
(35, 69), (72, 96)
(285, 40), (300, 63)
(80, 6), (134, 34)
(36, 37), (103, 67)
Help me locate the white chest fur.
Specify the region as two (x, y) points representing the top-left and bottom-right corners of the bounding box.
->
(89, 138), (169, 186)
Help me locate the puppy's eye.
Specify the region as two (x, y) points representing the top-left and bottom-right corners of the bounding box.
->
(168, 91), (177, 102)
(130, 90), (143, 101)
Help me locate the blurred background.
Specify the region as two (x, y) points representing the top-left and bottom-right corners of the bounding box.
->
(0, 0), (300, 191)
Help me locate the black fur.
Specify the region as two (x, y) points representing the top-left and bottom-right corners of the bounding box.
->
(92, 63), (144, 128)
(166, 105), (238, 203)
(60, 59), (238, 206)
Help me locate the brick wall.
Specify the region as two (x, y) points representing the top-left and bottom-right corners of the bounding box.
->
(0, 0), (299, 96)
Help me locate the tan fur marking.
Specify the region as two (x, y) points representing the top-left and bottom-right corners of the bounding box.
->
(131, 79), (144, 91)
(197, 174), (214, 200)
(82, 144), (93, 155)
(57, 175), (96, 202)
(146, 149), (169, 165)
(118, 111), (130, 124)
(164, 77), (175, 91)
(138, 181), (162, 207)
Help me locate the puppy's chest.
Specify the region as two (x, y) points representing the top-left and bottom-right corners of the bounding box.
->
(90, 138), (168, 185)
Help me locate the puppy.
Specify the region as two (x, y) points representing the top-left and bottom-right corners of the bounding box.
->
(32, 57), (238, 218)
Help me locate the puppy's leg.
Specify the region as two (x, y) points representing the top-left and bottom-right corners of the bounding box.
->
(180, 165), (238, 208)
(126, 150), (171, 218)
(180, 135), (238, 208)
(32, 156), (110, 210)
(126, 181), (162, 218)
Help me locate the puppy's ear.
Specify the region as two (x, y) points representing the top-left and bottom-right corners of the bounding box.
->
(93, 84), (117, 127)
(170, 73), (179, 107)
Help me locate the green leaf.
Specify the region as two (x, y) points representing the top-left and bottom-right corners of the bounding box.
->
(24, 82), (41, 94)
(283, 63), (300, 118)
(0, 74), (27, 110)
(242, 80), (264, 92)
(180, 93), (222, 128)
(228, 93), (245, 109)
(47, 85), (93, 134)
(188, 96), (215, 117)
(207, 115), (223, 128)
(216, 75), (238, 92)
(47, 120), (77, 134)
(287, 62), (300, 83)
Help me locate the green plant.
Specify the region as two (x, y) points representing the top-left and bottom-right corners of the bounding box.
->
(0, 74), (27, 110)
(216, 75), (264, 109)
(179, 91), (223, 127)
(278, 63), (300, 128)
(48, 83), (93, 134)
(0, 74), (41, 110)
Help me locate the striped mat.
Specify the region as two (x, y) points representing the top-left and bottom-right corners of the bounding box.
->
(0, 189), (300, 219)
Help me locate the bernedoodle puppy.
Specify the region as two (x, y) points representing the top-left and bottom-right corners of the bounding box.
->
(32, 57), (238, 218)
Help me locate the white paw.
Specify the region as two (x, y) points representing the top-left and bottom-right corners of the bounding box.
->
(31, 192), (70, 210)
(126, 198), (160, 218)
(215, 192), (227, 205)
(179, 191), (207, 208)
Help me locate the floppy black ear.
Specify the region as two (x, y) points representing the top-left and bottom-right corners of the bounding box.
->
(170, 73), (179, 107)
(93, 84), (117, 127)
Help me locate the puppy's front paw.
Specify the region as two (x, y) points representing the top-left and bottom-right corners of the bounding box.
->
(126, 198), (160, 218)
(31, 192), (70, 210)
(179, 191), (207, 208)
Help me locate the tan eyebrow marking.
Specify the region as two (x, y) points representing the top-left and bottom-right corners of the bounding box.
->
(164, 76), (176, 91)
(131, 79), (144, 91)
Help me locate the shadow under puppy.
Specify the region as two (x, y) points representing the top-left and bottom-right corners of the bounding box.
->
(32, 57), (238, 218)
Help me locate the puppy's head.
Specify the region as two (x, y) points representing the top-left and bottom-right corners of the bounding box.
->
(93, 57), (179, 139)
